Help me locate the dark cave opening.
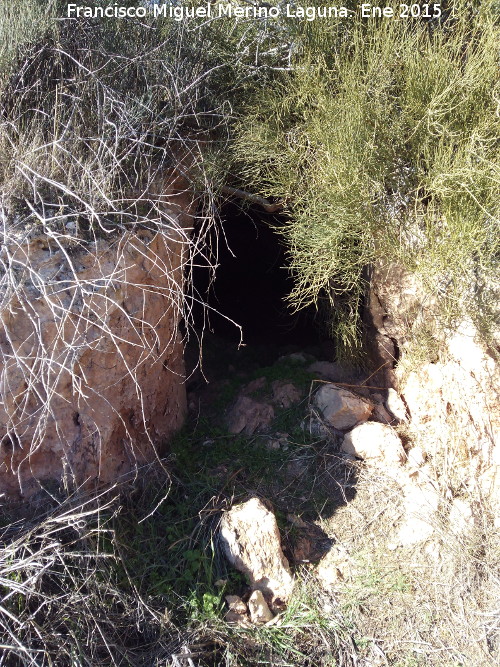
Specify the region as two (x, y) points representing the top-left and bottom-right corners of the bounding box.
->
(189, 203), (323, 354)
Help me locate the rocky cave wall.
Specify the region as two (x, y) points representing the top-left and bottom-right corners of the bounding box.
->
(0, 184), (193, 501)
(366, 263), (500, 523)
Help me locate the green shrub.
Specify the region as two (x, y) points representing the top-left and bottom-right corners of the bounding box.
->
(0, 1), (61, 81)
(233, 1), (499, 357)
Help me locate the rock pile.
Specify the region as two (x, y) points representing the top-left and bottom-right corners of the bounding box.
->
(226, 375), (303, 436)
(310, 381), (444, 547)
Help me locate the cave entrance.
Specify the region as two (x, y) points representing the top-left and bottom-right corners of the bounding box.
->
(189, 203), (323, 362)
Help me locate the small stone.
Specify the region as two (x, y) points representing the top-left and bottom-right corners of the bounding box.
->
(225, 595), (251, 627)
(248, 590), (274, 624)
(265, 432), (289, 451)
(407, 446), (426, 468)
(266, 439), (281, 451)
(314, 384), (373, 430)
(385, 388), (407, 422)
(316, 544), (353, 591)
(301, 417), (336, 442)
(225, 610), (252, 626)
(341, 422), (406, 466)
(226, 396), (274, 435)
(225, 595), (248, 615)
(271, 381), (302, 408)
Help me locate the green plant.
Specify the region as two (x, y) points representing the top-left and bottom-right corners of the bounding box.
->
(186, 589), (224, 622)
(233, 0), (499, 359)
(0, 1), (60, 80)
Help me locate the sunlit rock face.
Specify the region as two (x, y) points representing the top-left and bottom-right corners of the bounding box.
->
(366, 262), (500, 526)
(399, 321), (500, 526)
(0, 188), (193, 501)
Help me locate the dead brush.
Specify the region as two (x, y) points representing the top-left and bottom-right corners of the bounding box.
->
(0, 466), (226, 667)
(0, 485), (146, 666)
(0, 4), (287, 497)
(0, 11), (242, 497)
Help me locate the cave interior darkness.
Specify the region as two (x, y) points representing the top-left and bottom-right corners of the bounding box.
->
(188, 202), (325, 363)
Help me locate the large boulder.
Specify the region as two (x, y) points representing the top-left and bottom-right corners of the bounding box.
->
(219, 497), (294, 610)
(0, 217), (190, 500)
(314, 384), (373, 430)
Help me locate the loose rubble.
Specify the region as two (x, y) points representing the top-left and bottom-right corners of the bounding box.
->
(226, 396), (275, 435)
(313, 384), (373, 430)
(219, 497), (294, 610)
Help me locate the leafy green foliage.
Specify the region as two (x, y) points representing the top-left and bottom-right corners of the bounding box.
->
(3, 3), (495, 362)
(233, 1), (499, 357)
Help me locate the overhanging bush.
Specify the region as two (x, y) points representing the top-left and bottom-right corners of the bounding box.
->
(233, 0), (499, 357)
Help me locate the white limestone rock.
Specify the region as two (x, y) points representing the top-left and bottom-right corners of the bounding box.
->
(407, 446), (426, 469)
(219, 497), (294, 610)
(314, 384), (373, 431)
(390, 474), (440, 547)
(248, 590), (275, 624)
(385, 388), (408, 422)
(341, 422), (406, 466)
